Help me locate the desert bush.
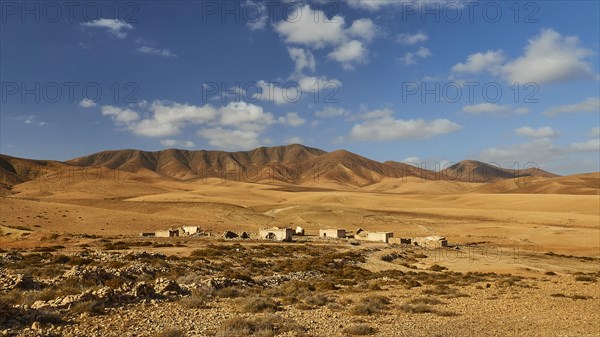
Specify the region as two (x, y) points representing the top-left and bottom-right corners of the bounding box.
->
(400, 304), (435, 314)
(70, 300), (105, 316)
(217, 315), (304, 337)
(35, 309), (64, 325)
(303, 294), (329, 307)
(545, 271), (557, 276)
(406, 297), (442, 305)
(180, 290), (211, 309)
(349, 296), (390, 316)
(428, 264), (447, 272)
(574, 275), (596, 282)
(236, 297), (280, 313)
(342, 324), (376, 335)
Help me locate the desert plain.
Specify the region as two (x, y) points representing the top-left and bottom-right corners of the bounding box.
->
(0, 145), (598, 337)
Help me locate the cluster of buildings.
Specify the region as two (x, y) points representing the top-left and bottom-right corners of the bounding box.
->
(139, 226), (208, 238)
(140, 225), (448, 248)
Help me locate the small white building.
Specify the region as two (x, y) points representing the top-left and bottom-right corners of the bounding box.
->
(259, 227), (293, 242)
(295, 226), (305, 236)
(155, 229), (179, 238)
(182, 226), (201, 235)
(319, 229), (346, 239)
(413, 236), (448, 248)
(366, 232), (394, 243)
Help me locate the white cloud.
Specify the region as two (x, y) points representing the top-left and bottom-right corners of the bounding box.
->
(328, 40), (368, 70)
(13, 115), (46, 126)
(160, 139), (195, 148)
(515, 126), (560, 138)
(252, 75), (342, 105)
(198, 128), (261, 150)
(79, 98), (97, 108)
(81, 18), (133, 39)
(274, 4), (379, 69)
(396, 31), (428, 45)
(349, 109), (462, 141)
(284, 136), (304, 144)
(218, 101), (276, 131)
(347, 18), (379, 42)
(101, 101), (301, 150)
(273, 5), (346, 48)
(137, 46), (178, 58)
(452, 50), (505, 74)
(101, 106), (140, 123)
(461, 103), (513, 115)
(542, 97), (600, 116)
(347, 0), (391, 10)
(415, 46), (431, 58)
(398, 47), (431, 65)
(245, 1), (268, 31)
(288, 47), (316, 74)
(570, 139), (600, 152)
(514, 107), (531, 114)
(479, 138), (560, 162)
(502, 29), (594, 84)
(315, 106), (348, 118)
(279, 112), (306, 127)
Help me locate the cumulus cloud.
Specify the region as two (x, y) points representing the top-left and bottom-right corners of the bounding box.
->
(452, 50), (505, 74)
(101, 106), (141, 123)
(252, 75), (341, 105)
(273, 5), (347, 48)
(396, 31), (428, 45)
(349, 109), (461, 141)
(569, 139), (600, 152)
(273, 5), (379, 69)
(502, 29), (594, 84)
(100, 100), (303, 150)
(279, 112), (306, 127)
(515, 126), (560, 138)
(315, 106), (348, 118)
(245, 1), (268, 31)
(461, 103), (528, 116)
(81, 18), (133, 39)
(160, 139), (195, 148)
(328, 40), (368, 70)
(288, 47), (316, 73)
(198, 128), (262, 150)
(542, 97), (600, 116)
(398, 47), (431, 65)
(347, 18), (379, 42)
(137, 46), (178, 58)
(79, 98), (97, 108)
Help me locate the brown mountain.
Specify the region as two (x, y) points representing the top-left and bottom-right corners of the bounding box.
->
(0, 154), (68, 195)
(1, 145), (565, 190)
(439, 160), (559, 183)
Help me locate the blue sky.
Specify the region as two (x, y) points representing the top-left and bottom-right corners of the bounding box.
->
(1, 0), (599, 174)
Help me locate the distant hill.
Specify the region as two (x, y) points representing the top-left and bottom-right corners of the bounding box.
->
(440, 160), (558, 183)
(3, 145), (587, 193)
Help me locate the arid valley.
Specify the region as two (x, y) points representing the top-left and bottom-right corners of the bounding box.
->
(1, 145), (598, 336)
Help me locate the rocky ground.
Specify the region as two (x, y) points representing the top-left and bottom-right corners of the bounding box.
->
(1, 240), (598, 337)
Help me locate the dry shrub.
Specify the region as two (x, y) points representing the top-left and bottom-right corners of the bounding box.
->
(236, 297), (280, 313)
(406, 297), (442, 306)
(217, 315), (304, 337)
(400, 303), (434, 314)
(181, 290), (211, 309)
(70, 300), (105, 316)
(349, 296), (390, 315)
